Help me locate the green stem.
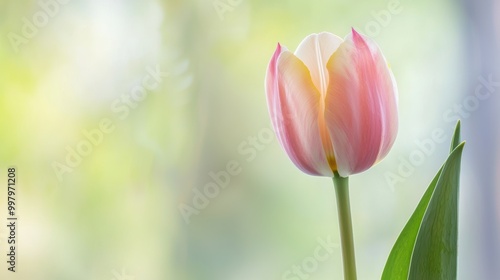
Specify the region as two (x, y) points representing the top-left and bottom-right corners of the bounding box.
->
(333, 173), (357, 280)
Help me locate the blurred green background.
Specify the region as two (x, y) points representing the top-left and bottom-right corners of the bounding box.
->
(0, 0), (498, 279)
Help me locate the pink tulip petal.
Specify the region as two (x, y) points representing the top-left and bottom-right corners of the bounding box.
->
(266, 43), (286, 141)
(294, 32), (343, 95)
(266, 46), (333, 176)
(325, 29), (398, 177)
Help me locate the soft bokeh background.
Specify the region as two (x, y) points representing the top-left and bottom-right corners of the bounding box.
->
(0, 0), (498, 279)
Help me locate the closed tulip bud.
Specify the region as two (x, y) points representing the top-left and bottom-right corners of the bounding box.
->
(266, 29), (398, 177)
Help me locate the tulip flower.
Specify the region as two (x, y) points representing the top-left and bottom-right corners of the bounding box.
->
(265, 29), (398, 280)
(265, 29), (398, 178)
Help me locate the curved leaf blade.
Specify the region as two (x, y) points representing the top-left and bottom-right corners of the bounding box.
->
(382, 121), (463, 280)
(450, 120), (461, 153)
(408, 142), (464, 279)
(381, 167), (443, 280)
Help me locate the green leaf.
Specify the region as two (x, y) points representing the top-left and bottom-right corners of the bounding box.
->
(408, 142), (464, 279)
(450, 120), (461, 153)
(382, 121), (464, 280)
(381, 167), (442, 279)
